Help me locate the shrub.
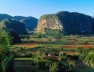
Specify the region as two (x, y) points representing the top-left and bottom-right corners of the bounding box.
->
(80, 49), (94, 68)
(1, 55), (13, 72)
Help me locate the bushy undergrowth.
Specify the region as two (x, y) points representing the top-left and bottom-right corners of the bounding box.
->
(80, 49), (94, 68)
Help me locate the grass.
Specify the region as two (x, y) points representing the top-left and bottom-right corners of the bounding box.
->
(74, 61), (94, 72)
(14, 58), (33, 61)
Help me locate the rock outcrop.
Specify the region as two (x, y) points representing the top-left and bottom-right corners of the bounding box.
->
(37, 14), (62, 33)
(37, 11), (94, 35)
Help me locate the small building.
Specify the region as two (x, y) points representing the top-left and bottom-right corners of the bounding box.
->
(48, 53), (55, 57)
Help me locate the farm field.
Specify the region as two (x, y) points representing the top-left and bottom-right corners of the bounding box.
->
(13, 58), (94, 72)
(1, 35), (93, 72)
(11, 36), (94, 54)
(11, 37), (94, 72)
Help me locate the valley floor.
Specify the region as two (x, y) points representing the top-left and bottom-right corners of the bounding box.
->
(11, 37), (94, 72)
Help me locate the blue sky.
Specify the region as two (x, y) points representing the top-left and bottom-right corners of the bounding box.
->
(0, 0), (94, 18)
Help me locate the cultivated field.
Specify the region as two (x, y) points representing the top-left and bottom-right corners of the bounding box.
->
(11, 36), (94, 72)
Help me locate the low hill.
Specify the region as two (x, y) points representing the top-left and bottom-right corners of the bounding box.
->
(0, 19), (27, 35)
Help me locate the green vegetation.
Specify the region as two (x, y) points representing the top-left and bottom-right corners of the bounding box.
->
(32, 51), (75, 72)
(45, 28), (62, 38)
(12, 35), (94, 72)
(1, 28), (94, 72)
(1, 55), (13, 72)
(1, 11), (94, 72)
(0, 31), (11, 58)
(80, 49), (94, 68)
(39, 14), (58, 21)
(0, 18), (27, 35)
(0, 30), (13, 72)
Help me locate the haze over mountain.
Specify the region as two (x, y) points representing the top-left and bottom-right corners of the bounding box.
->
(20, 17), (38, 31)
(0, 14), (38, 32)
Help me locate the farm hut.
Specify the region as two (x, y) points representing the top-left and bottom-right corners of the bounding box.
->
(48, 53), (55, 57)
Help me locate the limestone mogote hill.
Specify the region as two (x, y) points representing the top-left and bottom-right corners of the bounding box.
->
(0, 14), (38, 33)
(0, 11), (94, 35)
(36, 11), (94, 35)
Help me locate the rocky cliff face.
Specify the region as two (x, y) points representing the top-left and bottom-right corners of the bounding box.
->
(37, 11), (94, 35)
(37, 14), (62, 33)
(0, 19), (27, 35)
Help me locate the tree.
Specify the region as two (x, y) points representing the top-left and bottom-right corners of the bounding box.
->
(0, 30), (11, 58)
(49, 62), (59, 72)
(8, 29), (21, 44)
(1, 56), (13, 72)
(0, 30), (13, 72)
(49, 62), (70, 72)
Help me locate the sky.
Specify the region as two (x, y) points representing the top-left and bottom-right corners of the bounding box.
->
(0, 0), (94, 18)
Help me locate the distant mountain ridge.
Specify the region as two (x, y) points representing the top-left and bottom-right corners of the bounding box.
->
(0, 14), (12, 21)
(0, 14), (38, 31)
(20, 17), (38, 31)
(1, 12), (94, 35)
